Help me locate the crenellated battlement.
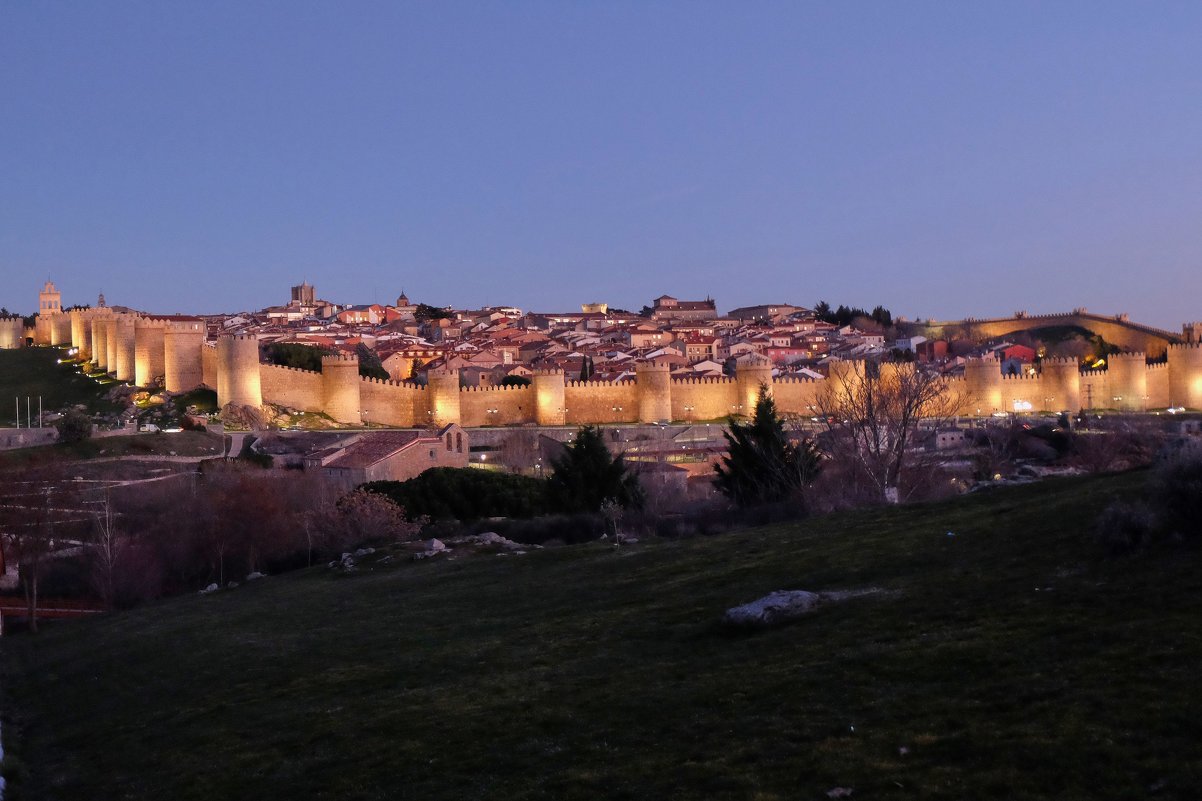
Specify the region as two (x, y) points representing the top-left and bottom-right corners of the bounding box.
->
(321, 353), (359, 365)
(1167, 341), (1202, 352)
(461, 383), (532, 393)
(359, 375), (424, 389)
(671, 376), (735, 386)
(134, 317), (169, 329)
(1000, 372), (1041, 382)
(222, 333), (259, 343)
(1040, 356), (1080, 367)
(772, 375), (817, 384)
(531, 368), (564, 377)
(262, 363), (322, 376)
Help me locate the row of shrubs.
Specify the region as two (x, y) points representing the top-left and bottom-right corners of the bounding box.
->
(420, 499), (812, 546)
(1095, 441), (1202, 554)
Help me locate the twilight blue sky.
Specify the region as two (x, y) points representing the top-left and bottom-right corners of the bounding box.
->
(2, 2), (1201, 327)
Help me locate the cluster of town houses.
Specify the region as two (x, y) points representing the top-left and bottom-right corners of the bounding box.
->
(229, 284), (966, 385)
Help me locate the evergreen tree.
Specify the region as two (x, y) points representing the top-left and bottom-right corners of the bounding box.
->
(548, 426), (643, 512)
(355, 342), (389, 380)
(714, 387), (822, 508)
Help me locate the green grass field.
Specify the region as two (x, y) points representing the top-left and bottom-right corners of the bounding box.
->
(0, 431), (226, 469)
(0, 347), (118, 418)
(2, 470), (1200, 800)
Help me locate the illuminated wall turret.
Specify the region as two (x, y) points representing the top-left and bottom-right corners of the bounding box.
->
(1039, 358), (1081, 413)
(1106, 352), (1147, 411)
(427, 368), (462, 426)
(321, 353), (362, 424)
(164, 320), (205, 393)
(735, 355), (773, 414)
(532, 369), (566, 426)
(112, 314), (137, 382)
(1167, 343), (1202, 410)
(91, 311), (112, 370)
(134, 317), (167, 387)
(635, 361), (672, 423)
(216, 334), (263, 409)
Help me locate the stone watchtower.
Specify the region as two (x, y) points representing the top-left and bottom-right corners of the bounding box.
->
(164, 320), (205, 393)
(322, 353), (362, 424)
(134, 317), (167, 387)
(1167, 343), (1202, 410)
(1106, 352), (1147, 412)
(963, 357), (1002, 415)
(427, 368), (462, 427)
(635, 361), (672, 423)
(216, 334), (263, 409)
(735, 355), (773, 414)
(112, 314), (137, 383)
(532, 369), (566, 426)
(1039, 358), (1081, 413)
(69, 308), (92, 358)
(91, 310), (113, 370)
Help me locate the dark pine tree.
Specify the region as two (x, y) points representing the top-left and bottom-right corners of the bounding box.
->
(714, 387), (822, 508)
(548, 426), (643, 512)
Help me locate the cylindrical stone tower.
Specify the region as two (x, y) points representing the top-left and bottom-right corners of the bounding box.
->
(532, 369), (566, 426)
(216, 334), (263, 409)
(322, 353), (362, 424)
(0, 317), (23, 350)
(636, 361), (672, 423)
(104, 316), (119, 374)
(1039, 357), (1081, 413)
(92, 313), (111, 370)
(964, 357), (1003, 415)
(427, 368), (462, 426)
(735, 355), (773, 414)
(112, 314), (137, 382)
(164, 320), (205, 393)
(70, 309), (88, 356)
(1106, 352), (1147, 411)
(1167, 343), (1202, 409)
(134, 317), (167, 388)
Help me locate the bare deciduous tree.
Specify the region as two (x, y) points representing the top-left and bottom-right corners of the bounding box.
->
(91, 490), (123, 609)
(816, 360), (962, 503)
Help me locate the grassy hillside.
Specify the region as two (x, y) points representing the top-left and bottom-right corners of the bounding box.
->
(3, 471), (1200, 800)
(0, 431), (225, 469)
(0, 347), (118, 418)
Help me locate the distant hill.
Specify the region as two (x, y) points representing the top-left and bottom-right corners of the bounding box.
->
(3, 470), (1200, 800)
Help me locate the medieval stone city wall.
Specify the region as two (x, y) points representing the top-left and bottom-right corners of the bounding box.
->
(459, 384), (536, 427)
(359, 378), (427, 427)
(911, 311), (1181, 358)
(1145, 362), (1170, 408)
(564, 379), (639, 426)
(201, 342), (219, 389)
(8, 290), (1202, 420)
(259, 364), (325, 413)
(670, 376), (740, 420)
(0, 317), (24, 350)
